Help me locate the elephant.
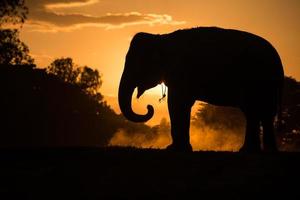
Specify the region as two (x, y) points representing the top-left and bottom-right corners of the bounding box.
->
(118, 27), (284, 152)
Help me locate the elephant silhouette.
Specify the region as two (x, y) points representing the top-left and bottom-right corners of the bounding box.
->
(118, 27), (284, 152)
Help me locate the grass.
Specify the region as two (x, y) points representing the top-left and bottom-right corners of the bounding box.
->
(0, 147), (299, 199)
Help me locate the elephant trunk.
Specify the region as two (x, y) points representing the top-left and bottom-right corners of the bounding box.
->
(118, 73), (154, 123)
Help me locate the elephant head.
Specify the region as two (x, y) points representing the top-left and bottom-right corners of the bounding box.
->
(118, 32), (163, 122)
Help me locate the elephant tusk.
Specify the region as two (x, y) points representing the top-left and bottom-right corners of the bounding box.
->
(159, 83), (167, 102)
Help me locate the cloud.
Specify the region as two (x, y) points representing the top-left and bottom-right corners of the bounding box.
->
(25, 0), (186, 32)
(45, 0), (99, 9)
(26, 0), (99, 8)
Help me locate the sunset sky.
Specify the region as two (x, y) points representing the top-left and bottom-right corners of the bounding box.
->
(20, 0), (300, 125)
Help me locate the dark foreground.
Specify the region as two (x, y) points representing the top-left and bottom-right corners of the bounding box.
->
(0, 147), (299, 199)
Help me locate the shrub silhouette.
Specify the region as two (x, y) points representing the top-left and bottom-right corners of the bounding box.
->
(0, 65), (118, 147)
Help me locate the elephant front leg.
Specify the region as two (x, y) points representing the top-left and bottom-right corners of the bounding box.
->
(166, 89), (193, 152)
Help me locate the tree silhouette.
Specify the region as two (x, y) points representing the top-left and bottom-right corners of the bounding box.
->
(47, 57), (103, 102)
(0, 0), (28, 26)
(279, 76), (300, 149)
(47, 57), (79, 84)
(282, 77), (300, 132)
(0, 29), (34, 65)
(0, 65), (121, 147)
(0, 0), (34, 66)
(77, 66), (103, 101)
(192, 103), (245, 130)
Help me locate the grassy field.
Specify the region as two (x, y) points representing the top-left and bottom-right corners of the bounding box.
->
(0, 147), (299, 199)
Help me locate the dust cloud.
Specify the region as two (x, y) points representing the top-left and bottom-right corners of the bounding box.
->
(109, 118), (245, 152)
(109, 129), (171, 149)
(190, 126), (244, 151)
(109, 99), (246, 151)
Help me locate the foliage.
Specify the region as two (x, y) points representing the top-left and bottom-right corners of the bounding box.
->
(0, 0), (28, 27)
(282, 76), (300, 132)
(0, 0), (34, 66)
(78, 66), (102, 97)
(279, 77), (300, 149)
(47, 57), (79, 84)
(0, 65), (118, 146)
(0, 29), (34, 65)
(47, 57), (103, 102)
(192, 103), (245, 130)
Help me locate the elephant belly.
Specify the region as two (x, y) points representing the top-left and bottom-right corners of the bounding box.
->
(195, 84), (242, 107)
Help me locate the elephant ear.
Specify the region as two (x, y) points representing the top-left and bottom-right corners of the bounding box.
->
(150, 37), (163, 68)
(152, 50), (160, 64)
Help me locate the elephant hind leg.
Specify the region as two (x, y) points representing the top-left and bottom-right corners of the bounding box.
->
(262, 116), (278, 152)
(240, 116), (261, 153)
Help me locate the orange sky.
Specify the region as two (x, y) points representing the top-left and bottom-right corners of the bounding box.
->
(20, 0), (300, 125)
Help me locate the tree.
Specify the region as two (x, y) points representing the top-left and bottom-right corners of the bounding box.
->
(192, 103), (245, 130)
(47, 57), (79, 84)
(0, 29), (34, 65)
(279, 77), (300, 149)
(0, 66), (118, 147)
(78, 66), (102, 97)
(47, 57), (103, 102)
(0, 0), (28, 27)
(0, 0), (34, 66)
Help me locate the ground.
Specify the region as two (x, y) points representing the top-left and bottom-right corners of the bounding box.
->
(0, 147), (299, 199)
